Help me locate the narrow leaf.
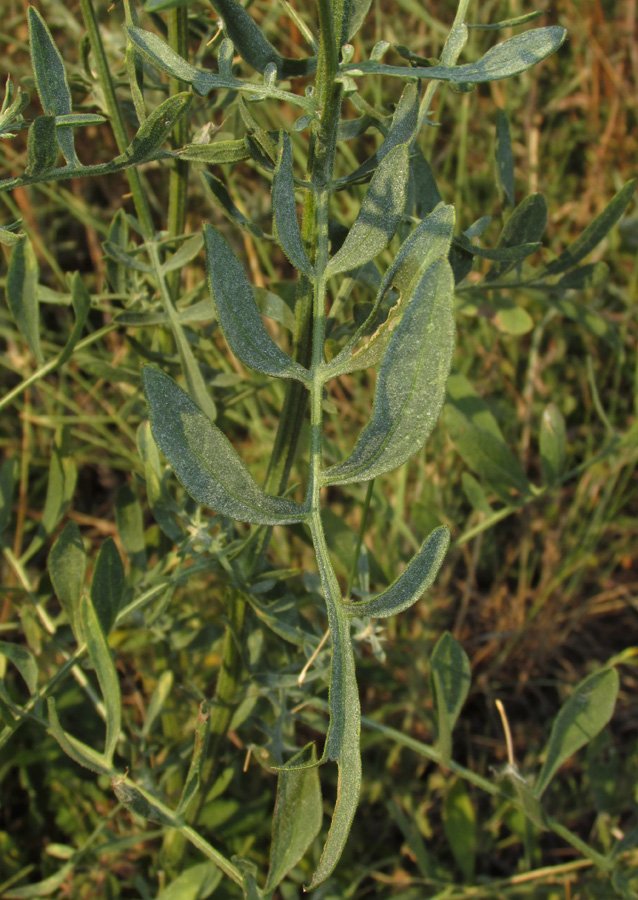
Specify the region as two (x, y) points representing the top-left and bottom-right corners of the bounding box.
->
(542, 179), (637, 276)
(555, 261), (609, 290)
(539, 403), (567, 486)
(201, 171), (264, 238)
(0, 224), (26, 247)
(176, 703), (210, 817)
(26, 115), (58, 175)
(90, 537), (125, 637)
(111, 775), (181, 827)
(0, 457), (18, 535)
(80, 594), (122, 766)
(57, 271), (91, 366)
(442, 780), (476, 880)
(102, 241), (152, 273)
(105, 210), (130, 294)
(322, 258), (455, 485)
(27, 6), (76, 165)
(265, 744), (322, 891)
(342, 526), (449, 618)
(444, 373), (531, 500)
(143, 366), (308, 525)
(3, 861), (74, 899)
(487, 193), (547, 280)
(126, 26), (233, 95)
(142, 670), (174, 738)
(0, 641), (38, 695)
(155, 863), (222, 900)
(137, 421), (183, 542)
(178, 138), (250, 165)
(48, 521), (85, 640)
(430, 632), (471, 767)
(497, 764), (547, 829)
(344, 27), (567, 83)
(272, 134), (313, 278)
(204, 225), (309, 383)
(535, 667), (619, 798)
(7, 237), (43, 365)
(48, 697), (113, 775)
(162, 233), (204, 273)
(495, 109), (515, 206)
(114, 484), (147, 570)
(118, 92), (193, 163)
(326, 144), (410, 277)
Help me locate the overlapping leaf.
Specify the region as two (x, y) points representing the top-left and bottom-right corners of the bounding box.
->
(272, 134), (314, 278)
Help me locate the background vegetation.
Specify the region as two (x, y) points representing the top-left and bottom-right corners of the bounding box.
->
(0, 0), (637, 897)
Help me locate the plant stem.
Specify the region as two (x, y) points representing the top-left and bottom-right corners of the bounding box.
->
(166, 5), (190, 299)
(78, 0), (154, 237)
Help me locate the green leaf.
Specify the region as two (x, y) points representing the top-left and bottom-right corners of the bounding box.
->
(328, 204), (455, 377)
(0, 457), (18, 535)
(57, 271), (92, 366)
(201, 171), (263, 238)
(90, 538), (126, 637)
(27, 5), (77, 165)
(176, 703), (210, 817)
(7, 237), (43, 365)
(326, 144), (410, 277)
(272, 134), (314, 278)
(103, 241), (152, 273)
(204, 225), (310, 383)
(137, 421), (184, 542)
(495, 109), (515, 206)
(348, 0), (374, 38)
(342, 526), (449, 618)
(487, 193), (547, 280)
(0, 76), (29, 136)
(53, 113), (106, 128)
(543, 293), (620, 351)
(2, 861), (74, 899)
(48, 521), (85, 640)
(117, 92), (193, 164)
(23, 441), (77, 561)
(143, 366), (308, 525)
(344, 27), (567, 83)
(48, 697), (114, 775)
(535, 667), (619, 798)
(265, 744), (322, 892)
(26, 115), (59, 175)
(142, 670), (174, 739)
(497, 763), (546, 829)
(0, 223), (26, 247)
(178, 138), (251, 165)
(80, 594), (121, 766)
(468, 10), (544, 30)
(155, 863), (222, 900)
(111, 776), (181, 827)
(162, 233), (204, 273)
(336, 82), (419, 187)
(555, 261), (609, 290)
(114, 484), (147, 570)
(105, 210), (130, 294)
(442, 780), (476, 881)
(0, 641), (38, 695)
(411, 146), (442, 218)
(322, 257), (455, 485)
(444, 372), (531, 501)
(539, 403), (567, 486)
(430, 632), (471, 767)
(126, 26), (234, 95)
(542, 179), (637, 276)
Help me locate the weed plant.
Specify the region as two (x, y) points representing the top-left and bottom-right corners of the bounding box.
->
(0, 0), (637, 897)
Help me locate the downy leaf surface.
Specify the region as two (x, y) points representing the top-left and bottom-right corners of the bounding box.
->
(272, 134), (314, 278)
(90, 537), (126, 636)
(342, 526), (449, 618)
(143, 367), (308, 525)
(204, 224), (310, 383)
(7, 237), (43, 365)
(26, 115), (58, 175)
(322, 257), (455, 485)
(535, 667), (619, 798)
(28, 6), (77, 165)
(344, 27), (567, 83)
(118, 92), (193, 163)
(325, 144), (410, 277)
(430, 632), (471, 767)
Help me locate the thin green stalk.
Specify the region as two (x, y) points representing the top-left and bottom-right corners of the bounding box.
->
(78, 0), (154, 237)
(345, 479), (375, 600)
(166, 5), (190, 299)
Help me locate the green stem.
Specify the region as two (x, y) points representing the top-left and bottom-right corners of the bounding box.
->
(78, 0), (154, 237)
(167, 5), (190, 299)
(344, 479), (375, 600)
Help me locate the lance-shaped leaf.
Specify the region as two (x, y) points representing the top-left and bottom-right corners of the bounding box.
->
(322, 258), (455, 485)
(534, 667), (619, 798)
(336, 82), (419, 187)
(265, 743), (322, 892)
(541, 179), (637, 276)
(7, 237), (43, 365)
(176, 703), (210, 818)
(201, 171), (264, 239)
(308, 522), (361, 889)
(26, 115), (58, 175)
(28, 6), (77, 166)
(178, 138), (251, 165)
(143, 366), (308, 525)
(344, 26), (567, 83)
(90, 538), (125, 637)
(495, 109), (515, 206)
(540, 403), (567, 486)
(430, 633), (471, 766)
(209, 0), (316, 77)
(117, 92), (193, 164)
(486, 193), (547, 280)
(342, 526), (449, 618)
(0, 641), (38, 696)
(326, 144), (410, 278)
(204, 224), (310, 383)
(48, 698), (113, 775)
(348, 0), (374, 38)
(444, 372), (531, 500)
(80, 594), (122, 767)
(22, 441), (77, 562)
(48, 521), (85, 641)
(57, 271), (91, 366)
(272, 134), (314, 278)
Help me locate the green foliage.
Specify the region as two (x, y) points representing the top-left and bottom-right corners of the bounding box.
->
(0, 1), (636, 898)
